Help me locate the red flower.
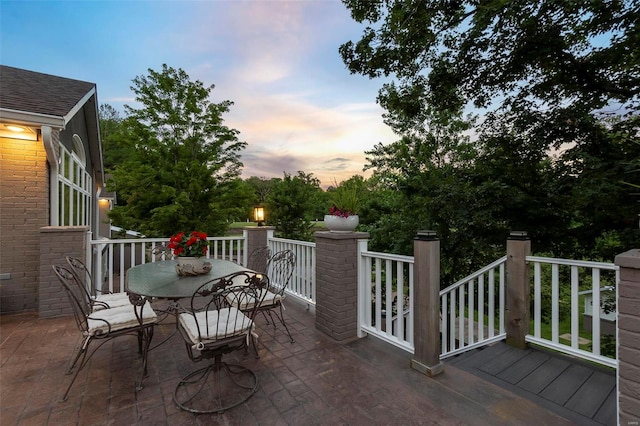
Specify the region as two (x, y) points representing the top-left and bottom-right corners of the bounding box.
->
(167, 231), (208, 258)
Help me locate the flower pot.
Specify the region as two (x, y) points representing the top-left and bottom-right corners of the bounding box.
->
(175, 257), (209, 276)
(324, 214), (359, 233)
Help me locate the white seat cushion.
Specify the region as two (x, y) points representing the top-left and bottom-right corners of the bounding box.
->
(227, 288), (283, 310)
(93, 293), (131, 311)
(178, 307), (252, 346)
(87, 304), (157, 335)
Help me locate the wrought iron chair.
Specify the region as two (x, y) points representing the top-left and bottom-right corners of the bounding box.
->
(227, 249), (297, 349)
(174, 271), (269, 414)
(65, 256), (130, 311)
(260, 249), (297, 343)
(246, 245), (271, 274)
(52, 265), (157, 401)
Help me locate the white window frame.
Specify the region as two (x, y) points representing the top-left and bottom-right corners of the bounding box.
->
(57, 135), (92, 226)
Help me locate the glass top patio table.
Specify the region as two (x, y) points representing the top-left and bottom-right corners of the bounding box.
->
(126, 259), (250, 299)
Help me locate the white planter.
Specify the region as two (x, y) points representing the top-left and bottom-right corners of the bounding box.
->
(324, 214), (359, 233)
(175, 257), (208, 276)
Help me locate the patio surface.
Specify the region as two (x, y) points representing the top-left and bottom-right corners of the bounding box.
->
(1, 298), (583, 425)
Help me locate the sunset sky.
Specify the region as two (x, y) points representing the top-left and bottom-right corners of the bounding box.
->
(0, 0), (398, 187)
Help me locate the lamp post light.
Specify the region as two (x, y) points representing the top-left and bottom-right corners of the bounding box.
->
(254, 206), (265, 227)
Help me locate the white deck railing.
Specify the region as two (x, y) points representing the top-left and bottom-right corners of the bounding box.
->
(526, 256), (619, 368)
(88, 232), (619, 368)
(439, 256), (508, 359)
(89, 234), (246, 294)
(358, 242), (415, 353)
(268, 236), (316, 306)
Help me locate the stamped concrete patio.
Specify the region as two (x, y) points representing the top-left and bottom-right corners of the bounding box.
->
(1, 299), (581, 425)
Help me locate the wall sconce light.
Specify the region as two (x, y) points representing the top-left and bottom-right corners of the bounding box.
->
(254, 206), (265, 227)
(0, 123), (38, 141)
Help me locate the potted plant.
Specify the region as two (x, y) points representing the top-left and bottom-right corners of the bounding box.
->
(167, 231), (209, 274)
(324, 178), (363, 232)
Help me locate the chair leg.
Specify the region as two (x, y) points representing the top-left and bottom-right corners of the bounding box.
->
(173, 354), (258, 414)
(262, 305), (295, 343)
(65, 334), (87, 374)
(274, 304), (295, 343)
(137, 324), (154, 391)
(61, 336), (91, 402)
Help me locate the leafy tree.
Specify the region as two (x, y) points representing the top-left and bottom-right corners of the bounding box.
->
(106, 64), (246, 237)
(99, 104), (133, 171)
(266, 172), (323, 241)
(342, 0), (640, 265)
(340, 0), (639, 138)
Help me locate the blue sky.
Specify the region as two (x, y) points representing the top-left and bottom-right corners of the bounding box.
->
(0, 0), (397, 186)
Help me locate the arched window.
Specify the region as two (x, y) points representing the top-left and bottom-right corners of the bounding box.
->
(57, 135), (92, 226)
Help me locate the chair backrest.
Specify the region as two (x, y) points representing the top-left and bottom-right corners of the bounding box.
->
(186, 271), (270, 347)
(65, 256), (94, 298)
(266, 250), (296, 296)
(150, 244), (169, 261)
(52, 265), (91, 333)
(247, 246), (271, 274)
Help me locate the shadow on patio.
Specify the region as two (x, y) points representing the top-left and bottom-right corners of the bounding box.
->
(1, 299), (577, 425)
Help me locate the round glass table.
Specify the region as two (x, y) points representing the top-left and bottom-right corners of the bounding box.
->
(126, 259), (250, 300)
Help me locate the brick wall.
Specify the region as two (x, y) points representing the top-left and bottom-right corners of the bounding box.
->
(0, 136), (49, 313)
(315, 231), (368, 341)
(39, 226), (88, 318)
(615, 249), (640, 424)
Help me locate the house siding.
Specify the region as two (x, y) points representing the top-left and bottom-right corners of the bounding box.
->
(0, 135), (49, 313)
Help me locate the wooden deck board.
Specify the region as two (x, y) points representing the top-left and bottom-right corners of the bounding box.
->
(479, 344), (528, 375)
(496, 350), (551, 384)
(564, 370), (616, 418)
(518, 356), (571, 394)
(593, 387), (618, 425)
(447, 341), (617, 425)
(539, 363), (593, 405)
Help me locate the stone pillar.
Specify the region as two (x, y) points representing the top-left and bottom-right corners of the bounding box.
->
(411, 230), (443, 376)
(39, 226), (88, 318)
(315, 231), (368, 341)
(243, 226), (275, 265)
(615, 249), (640, 424)
(505, 231), (531, 349)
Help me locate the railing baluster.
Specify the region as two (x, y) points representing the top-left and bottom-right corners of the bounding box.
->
(551, 263), (559, 343)
(571, 265), (579, 349)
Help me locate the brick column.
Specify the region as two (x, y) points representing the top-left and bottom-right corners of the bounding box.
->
(243, 226), (275, 265)
(505, 231), (531, 349)
(411, 231), (443, 376)
(615, 249), (640, 424)
(315, 231), (368, 341)
(39, 226), (88, 318)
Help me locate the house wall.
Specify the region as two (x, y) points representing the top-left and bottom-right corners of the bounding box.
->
(0, 134), (49, 313)
(615, 249), (640, 424)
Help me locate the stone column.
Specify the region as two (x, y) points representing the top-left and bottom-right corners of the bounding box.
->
(39, 226), (88, 318)
(315, 231), (368, 341)
(243, 226), (275, 265)
(505, 231), (531, 349)
(615, 249), (640, 424)
(411, 230), (443, 376)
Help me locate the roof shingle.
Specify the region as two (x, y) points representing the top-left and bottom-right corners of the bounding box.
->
(0, 65), (95, 118)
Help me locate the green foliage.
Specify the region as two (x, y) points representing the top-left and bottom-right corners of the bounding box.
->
(104, 64), (246, 237)
(341, 0), (640, 272)
(326, 175), (368, 215)
(341, 0), (639, 137)
(265, 172), (324, 241)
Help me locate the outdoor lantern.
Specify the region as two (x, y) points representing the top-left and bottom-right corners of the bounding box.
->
(254, 206), (265, 226)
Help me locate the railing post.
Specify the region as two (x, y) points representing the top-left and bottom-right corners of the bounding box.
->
(243, 226), (275, 266)
(411, 230), (443, 377)
(315, 230), (369, 341)
(505, 231), (531, 349)
(615, 249), (640, 425)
